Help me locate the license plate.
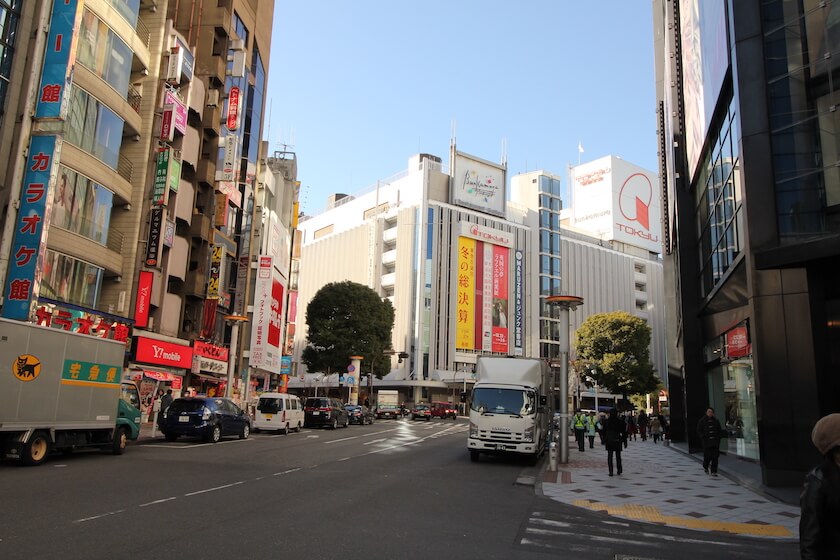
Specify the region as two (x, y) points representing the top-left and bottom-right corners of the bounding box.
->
(312, 411), (320, 415)
(264, 415), (273, 421)
(179, 416), (189, 423)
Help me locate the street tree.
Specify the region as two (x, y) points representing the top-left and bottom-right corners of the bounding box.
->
(574, 311), (660, 399)
(302, 281), (395, 378)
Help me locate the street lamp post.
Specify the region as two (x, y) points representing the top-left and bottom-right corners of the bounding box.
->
(546, 295), (584, 465)
(224, 315), (248, 401)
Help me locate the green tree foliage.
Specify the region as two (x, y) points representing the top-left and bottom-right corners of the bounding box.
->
(301, 281), (395, 378)
(574, 311), (660, 396)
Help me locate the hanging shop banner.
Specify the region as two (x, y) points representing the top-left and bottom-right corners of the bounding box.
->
(160, 104), (175, 142)
(163, 218), (176, 248)
(134, 270), (153, 328)
(207, 244), (223, 299)
(194, 340), (229, 363)
(35, 0), (82, 119)
(513, 250), (524, 356)
(152, 148), (171, 207)
(3, 135), (60, 320)
(249, 256), (283, 371)
(145, 208), (163, 267)
(164, 89), (188, 134)
(216, 135), (238, 197)
(455, 237), (476, 350)
(490, 245), (509, 353)
(169, 152), (181, 193)
(726, 325), (751, 358)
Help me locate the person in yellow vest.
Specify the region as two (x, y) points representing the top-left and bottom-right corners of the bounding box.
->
(570, 410), (589, 452)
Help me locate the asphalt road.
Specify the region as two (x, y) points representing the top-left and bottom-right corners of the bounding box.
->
(0, 418), (798, 560)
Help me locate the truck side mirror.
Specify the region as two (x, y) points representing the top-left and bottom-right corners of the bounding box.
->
(460, 392), (467, 403)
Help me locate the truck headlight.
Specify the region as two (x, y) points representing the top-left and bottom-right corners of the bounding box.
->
(469, 422), (478, 437)
(524, 427), (534, 442)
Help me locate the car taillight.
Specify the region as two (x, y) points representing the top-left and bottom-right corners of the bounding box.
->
(320, 407), (331, 417)
(202, 407), (211, 420)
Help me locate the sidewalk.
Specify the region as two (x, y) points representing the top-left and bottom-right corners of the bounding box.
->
(539, 435), (801, 541)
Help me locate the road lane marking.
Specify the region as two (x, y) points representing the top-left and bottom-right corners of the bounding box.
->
(184, 481), (245, 496)
(272, 468), (301, 476)
(73, 510), (125, 523)
(324, 435), (360, 444)
(363, 438), (387, 446)
(139, 497), (177, 508)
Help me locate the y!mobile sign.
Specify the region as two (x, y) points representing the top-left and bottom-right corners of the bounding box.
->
(135, 336), (193, 369)
(134, 270), (153, 327)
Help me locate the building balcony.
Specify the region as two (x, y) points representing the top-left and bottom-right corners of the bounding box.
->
(196, 158), (217, 188)
(381, 249), (397, 265)
(381, 272), (396, 288)
(190, 212), (213, 241)
(181, 268), (208, 298)
(383, 228), (398, 243)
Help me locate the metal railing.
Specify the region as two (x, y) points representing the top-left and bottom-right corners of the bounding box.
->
(107, 227), (124, 253)
(127, 84), (142, 113)
(135, 16), (150, 48)
(118, 153), (134, 182)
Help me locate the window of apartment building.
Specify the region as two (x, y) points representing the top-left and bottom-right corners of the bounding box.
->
(40, 249), (104, 308)
(634, 262), (646, 274)
(109, 0), (140, 28)
(66, 86), (125, 169)
(0, 0), (21, 121)
(78, 9), (133, 96)
(52, 165), (114, 244)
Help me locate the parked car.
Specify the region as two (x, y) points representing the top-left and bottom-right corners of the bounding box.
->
(375, 405), (403, 420)
(410, 403), (432, 421)
(160, 397), (251, 443)
(430, 401), (458, 419)
(346, 404), (375, 425)
(303, 397), (349, 429)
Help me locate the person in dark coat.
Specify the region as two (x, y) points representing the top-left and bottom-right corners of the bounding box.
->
(696, 407), (724, 476)
(800, 413), (840, 560)
(603, 408), (626, 476)
(157, 389), (173, 428)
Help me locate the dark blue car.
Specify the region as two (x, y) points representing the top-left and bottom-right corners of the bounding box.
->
(160, 397), (251, 443)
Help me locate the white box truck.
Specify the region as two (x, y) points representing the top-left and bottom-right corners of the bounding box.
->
(0, 317), (141, 466)
(467, 356), (553, 464)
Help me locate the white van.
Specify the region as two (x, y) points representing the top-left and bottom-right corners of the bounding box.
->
(254, 393), (304, 434)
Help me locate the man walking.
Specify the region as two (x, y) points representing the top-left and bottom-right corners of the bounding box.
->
(697, 407), (724, 476)
(571, 410), (589, 452)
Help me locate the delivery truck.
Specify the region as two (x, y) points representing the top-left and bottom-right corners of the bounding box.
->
(467, 356), (553, 464)
(0, 317), (141, 466)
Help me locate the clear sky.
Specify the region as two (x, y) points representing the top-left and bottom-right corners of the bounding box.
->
(267, 1), (657, 215)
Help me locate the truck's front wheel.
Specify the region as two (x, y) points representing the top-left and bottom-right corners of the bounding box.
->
(23, 431), (51, 466)
(469, 450), (479, 463)
(111, 426), (128, 455)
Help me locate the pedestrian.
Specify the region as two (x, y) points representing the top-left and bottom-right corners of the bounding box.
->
(650, 414), (662, 443)
(626, 413), (638, 441)
(586, 411), (597, 449)
(697, 406), (724, 476)
(637, 410), (649, 441)
(603, 408), (626, 476)
(597, 412), (607, 445)
(157, 389), (173, 429)
(800, 413), (840, 560)
(571, 410), (589, 452)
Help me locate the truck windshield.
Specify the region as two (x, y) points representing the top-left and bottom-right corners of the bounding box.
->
(471, 388), (536, 416)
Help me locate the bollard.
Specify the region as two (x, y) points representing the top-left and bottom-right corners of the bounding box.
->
(549, 441), (558, 471)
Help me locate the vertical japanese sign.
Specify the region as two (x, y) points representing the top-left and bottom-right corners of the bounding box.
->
(3, 135), (60, 320)
(250, 256), (281, 371)
(226, 86), (241, 130)
(513, 250), (524, 356)
(134, 270), (153, 328)
(455, 237), (475, 350)
(207, 244), (223, 299)
(152, 148), (171, 206)
(491, 245), (509, 353)
(144, 208), (163, 266)
(35, 0), (82, 119)
(169, 153), (181, 193)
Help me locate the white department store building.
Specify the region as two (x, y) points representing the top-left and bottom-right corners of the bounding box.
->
(288, 151), (665, 406)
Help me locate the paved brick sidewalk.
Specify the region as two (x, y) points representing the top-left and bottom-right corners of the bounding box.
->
(539, 436), (800, 541)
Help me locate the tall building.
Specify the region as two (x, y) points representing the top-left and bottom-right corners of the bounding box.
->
(0, 1), (277, 414)
(289, 150), (666, 407)
(654, 0), (839, 485)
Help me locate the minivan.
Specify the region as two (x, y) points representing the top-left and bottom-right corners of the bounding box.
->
(254, 393), (304, 434)
(303, 397), (349, 429)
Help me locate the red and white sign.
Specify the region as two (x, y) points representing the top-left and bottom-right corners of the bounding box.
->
(226, 86), (240, 130)
(249, 256), (283, 371)
(160, 105), (175, 141)
(726, 326), (750, 358)
(136, 336), (193, 369)
(194, 340), (229, 362)
(134, 271), (153, 328)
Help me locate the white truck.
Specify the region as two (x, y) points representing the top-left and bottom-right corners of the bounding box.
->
(0, 317), (141, 466)
(467, 356), (553, 464)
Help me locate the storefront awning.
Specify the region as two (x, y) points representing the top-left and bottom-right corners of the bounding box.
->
(191, 371), (227, 381)
(143, 370), (180, 382)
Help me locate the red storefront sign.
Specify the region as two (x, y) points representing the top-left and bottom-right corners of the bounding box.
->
(726, 326), (750, 358)
(194, 340), (229, 362)
(226, 86), (240, 130)
(134, 271), (153, 327)
(136, 336), (193, 368)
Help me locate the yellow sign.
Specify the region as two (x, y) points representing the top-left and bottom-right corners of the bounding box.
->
(456, 236), (476, 349)
(12, 354), (41, 382)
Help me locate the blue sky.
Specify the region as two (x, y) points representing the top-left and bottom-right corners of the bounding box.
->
(268, 1), (657, 215)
